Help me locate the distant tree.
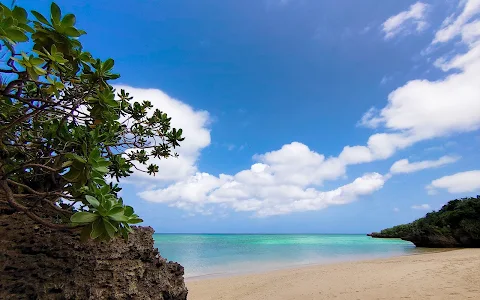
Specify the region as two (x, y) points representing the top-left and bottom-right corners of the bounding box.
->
(0, 2), (184, 241)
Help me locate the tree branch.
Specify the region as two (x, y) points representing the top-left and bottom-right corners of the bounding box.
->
(0, 180), (72, 230)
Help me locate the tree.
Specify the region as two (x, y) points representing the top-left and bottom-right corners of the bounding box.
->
(0, 2), (184, 241)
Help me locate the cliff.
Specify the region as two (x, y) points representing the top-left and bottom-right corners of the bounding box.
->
(401, 230), (480, 248)
(0, 211), (188, 300)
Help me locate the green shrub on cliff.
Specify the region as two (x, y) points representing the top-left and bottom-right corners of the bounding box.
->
(0, 3), (184, 241)
(376, 196), (480, 246)
(376, 223), (415, 238)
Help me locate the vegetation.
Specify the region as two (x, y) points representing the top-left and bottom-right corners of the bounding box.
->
(0, 3), (184, 241)
(372, 196), (480, 245)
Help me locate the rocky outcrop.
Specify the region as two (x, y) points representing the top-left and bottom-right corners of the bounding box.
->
(401, 230), (480, 248)
(369, 230), (480, 247)
(367, 232), (402, 238)
(0, 211), (188, 300)
(400, 234), (460, 248)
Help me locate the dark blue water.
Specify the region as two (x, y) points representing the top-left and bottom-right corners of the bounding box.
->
(153, 234), (418, 278)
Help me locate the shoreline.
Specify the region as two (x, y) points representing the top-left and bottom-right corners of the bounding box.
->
(185, 246), (449, 281)
(187, 248), (480, 300)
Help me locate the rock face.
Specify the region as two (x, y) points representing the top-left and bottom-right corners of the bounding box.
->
(0, 211), (188, 300)
(368, 231), (480, 247)
(401, 231), (480, 248)
(367, 232), (401, 239)
(400, 234), (460, 248)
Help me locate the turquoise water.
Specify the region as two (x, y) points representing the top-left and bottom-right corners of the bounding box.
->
(153, 234), (418, 278)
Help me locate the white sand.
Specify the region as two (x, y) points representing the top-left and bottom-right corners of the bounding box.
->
(187, 248), (480, 300)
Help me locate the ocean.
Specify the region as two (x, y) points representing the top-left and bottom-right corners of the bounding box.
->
(153, 234), (420, 278)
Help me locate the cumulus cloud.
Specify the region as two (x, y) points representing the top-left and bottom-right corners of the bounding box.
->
(390, 155), (460, 174)
(137, 143), (388, 217)
(412, 204), (431, 210)
(139, 168), (386, 217)
(113, 85), (211, 182)
(426, 170), (480, 194)
(382, 2), (429, 39)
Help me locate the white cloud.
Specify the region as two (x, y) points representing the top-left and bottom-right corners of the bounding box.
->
(461, 19), (480, 44)
(412, 204), (431, 210)
(138, 142), (387, 217)
(139, 169), (386, 217)
(254, 142), (346, 186)
(426, 170), (480, 194)
(390, 155), (460, 174)
(361, 64), (480, 141)
(359, 3), (480, 163)
(433, 0), (480, 44)
(113, 85), (211, 182)
(382, 2), (429, 39)
(393, 207), (400, 212)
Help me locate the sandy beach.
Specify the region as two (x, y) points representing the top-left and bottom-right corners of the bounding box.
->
(187, 248), (480, 300)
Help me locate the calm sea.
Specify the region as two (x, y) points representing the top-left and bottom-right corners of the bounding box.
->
(153, 234), (418, 278)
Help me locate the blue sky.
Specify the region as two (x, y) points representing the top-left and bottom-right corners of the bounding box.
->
(21, 0), (480, 233)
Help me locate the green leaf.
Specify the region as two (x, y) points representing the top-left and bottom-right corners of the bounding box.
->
(124, 223), (133, 233)
(108, 207), (123, 215)
(93, 166), (108, 173)
(90, 219), (103, 239)
(12, 7), (27, 23)
(103, 58), (114, 71)
(124, 206), (134, 217)
(5, 29), (28, 42)
(17, 23), (34, 33)
(108, 207), (128, 222)
(92, 176), (106, 185)
(89, 148), (101, 161)
(127, 218), (143, 224)
(95, 160), (111, 168)
(31, 11), (49, 25)
(71, 212), (99, 223)
(110, 214), (129, 222)
(65, 153), (87, 164)
(30, 57), (44, 65)
(103, 219), (117, 238)
(85, 195), (100, 208)
(3, 16), (14, 27)
(64, 27), (81, 37)
(33, 66), (47, 75)
(50, 2), (61, 24)
(61, 13), (76, 27)
(65, 153), (87, 163)
(26, 68), (37, 80)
